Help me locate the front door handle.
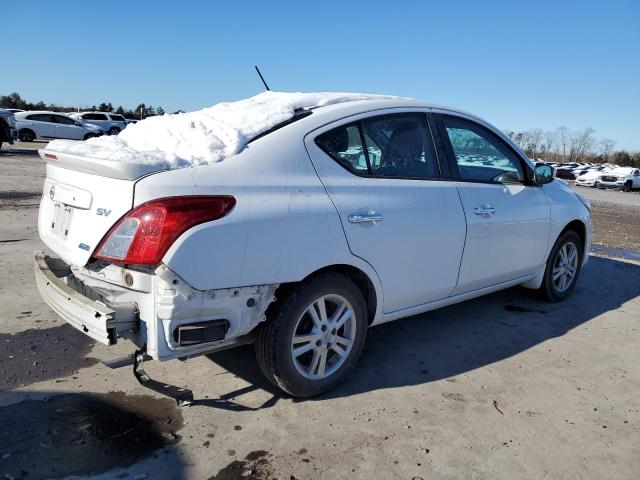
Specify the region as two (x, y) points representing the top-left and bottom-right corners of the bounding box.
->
(348, 212), (383, 224)
(473, 206), (496, 217)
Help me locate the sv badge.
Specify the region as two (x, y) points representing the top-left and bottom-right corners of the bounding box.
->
(97, 208), (112, 217)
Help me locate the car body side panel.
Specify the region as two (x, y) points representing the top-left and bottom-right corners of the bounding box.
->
(136, 132), (385, 327)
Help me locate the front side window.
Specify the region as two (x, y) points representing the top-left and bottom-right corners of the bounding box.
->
(443, 116), (524, 184)
(52, 115), (76, 125)
(315, 113), (439, 179)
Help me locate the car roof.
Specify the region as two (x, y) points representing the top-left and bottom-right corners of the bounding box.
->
(15, 110), (69, 116)
(74, 111), (122, 115)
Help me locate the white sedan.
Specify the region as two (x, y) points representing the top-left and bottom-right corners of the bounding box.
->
(34, 94), (592, 398)
(15, 111), (105, 141)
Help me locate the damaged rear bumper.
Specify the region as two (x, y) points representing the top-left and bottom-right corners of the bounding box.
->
(34, 251), (138, 345)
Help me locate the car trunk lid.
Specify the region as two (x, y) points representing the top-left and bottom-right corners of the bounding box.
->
(38, 160), (140, 267)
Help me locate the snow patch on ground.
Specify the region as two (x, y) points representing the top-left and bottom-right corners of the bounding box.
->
(46, 91), (398, 168)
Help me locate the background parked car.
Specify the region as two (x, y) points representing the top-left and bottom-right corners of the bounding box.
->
(0, 109), (18, 149)
(15, 111), (105, 141)
(597, 167), (640, 191)
(554, 168), (577, 180)
(69, 111), (127, 135)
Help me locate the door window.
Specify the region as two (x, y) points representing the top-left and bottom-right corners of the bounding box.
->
(315, 114), (439, 179)
(361, 115), (439, 178)
(442, 116), (524, 184)
(26, 114), (52, 122)
(82, 113), (108, 121)
(52, 115), (77, 125)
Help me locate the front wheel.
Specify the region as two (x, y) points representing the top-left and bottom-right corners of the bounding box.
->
(256, 273), (368, 397)
(539, 231), (583, 301)
(623, 181), (632, 192)
(83, 133), (98, 140)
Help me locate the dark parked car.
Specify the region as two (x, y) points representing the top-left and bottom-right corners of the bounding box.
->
(555, 168), (577, 180)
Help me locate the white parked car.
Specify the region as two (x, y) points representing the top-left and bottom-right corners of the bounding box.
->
(15, 111), (105, 141)
(596, 167), (640, 191)
(576, 169), (605, 187)
(34, 95), (592, 399)
(69, 111), (127, 135)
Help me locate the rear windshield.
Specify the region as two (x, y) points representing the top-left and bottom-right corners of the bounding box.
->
(248, 109), (312, 144)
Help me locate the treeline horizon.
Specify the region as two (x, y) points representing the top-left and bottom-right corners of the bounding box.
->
(2, 92), (638, 168)
(0, 92), (177, 120)
(505, 127), (639, 168)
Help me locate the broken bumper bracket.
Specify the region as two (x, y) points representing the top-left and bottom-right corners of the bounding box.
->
(132, 349), (194, 407)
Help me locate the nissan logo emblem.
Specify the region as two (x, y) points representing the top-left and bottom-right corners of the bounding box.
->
(49, 185), (55, 200)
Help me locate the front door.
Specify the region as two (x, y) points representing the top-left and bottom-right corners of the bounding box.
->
(52, 114), (85, 139)
(437, 114), (551, 294)
(306, 112), (467, 313)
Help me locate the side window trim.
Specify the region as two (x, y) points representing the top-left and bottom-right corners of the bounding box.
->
(434, 113), (532, 186)
(315, 112), (446, 181)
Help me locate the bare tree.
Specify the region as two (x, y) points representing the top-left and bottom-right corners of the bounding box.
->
(600, 138), (616, 163)
(525, 129), (543, 159)
(542, 130), (557, 162)
(569, 127), (596, 162)
(555, 126), (569, 163)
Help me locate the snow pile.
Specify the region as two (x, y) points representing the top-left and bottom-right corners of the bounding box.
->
(46, 91), (398, 168)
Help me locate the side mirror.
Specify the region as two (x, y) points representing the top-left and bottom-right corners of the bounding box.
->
(534, 164), (554, 185)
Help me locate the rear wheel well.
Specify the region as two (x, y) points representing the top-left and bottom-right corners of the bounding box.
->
(560, 220), (586, 250)
(270, 265), (378, 325)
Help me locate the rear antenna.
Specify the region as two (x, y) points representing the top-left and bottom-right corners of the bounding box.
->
(254, 65), (271, 91)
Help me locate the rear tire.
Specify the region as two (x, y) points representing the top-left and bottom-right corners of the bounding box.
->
(19, 129), (35, 142)
(539, 230), (583, 302)
(256, 273), (368, 397)
(108, 127), (121, 135)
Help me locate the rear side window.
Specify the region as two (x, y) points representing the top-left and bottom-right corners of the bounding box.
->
(26, 114), (52, 122)
(315, 124), (368, 174)
(442, 116), (524, 184)
(109, 114), (125, 121)
(315, 113), (440, 179)
(361, 115), (439, 178)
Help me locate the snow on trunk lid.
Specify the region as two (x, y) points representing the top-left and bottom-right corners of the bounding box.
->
(44, 91), (399, 172)
(38, 163), (135, 267)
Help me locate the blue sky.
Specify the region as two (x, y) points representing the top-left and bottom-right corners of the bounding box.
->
(4, 0), (639, 149)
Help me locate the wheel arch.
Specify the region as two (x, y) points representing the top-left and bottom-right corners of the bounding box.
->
(272, 263), (381, 326)
(522, 217), (589, 290)
(560, 219), (586, 251)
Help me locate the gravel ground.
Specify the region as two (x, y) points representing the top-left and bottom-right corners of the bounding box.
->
(1, 143), (639, 480)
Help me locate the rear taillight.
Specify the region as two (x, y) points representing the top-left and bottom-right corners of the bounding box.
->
(94, 196), (235, 265)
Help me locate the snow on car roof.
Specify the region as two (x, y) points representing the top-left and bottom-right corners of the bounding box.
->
(44, 91), (400, 168)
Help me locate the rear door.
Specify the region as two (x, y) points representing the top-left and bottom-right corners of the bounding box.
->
(306, 111), (466, 313)
(25, 114), (56, 139)
(435, 113), (550, 294)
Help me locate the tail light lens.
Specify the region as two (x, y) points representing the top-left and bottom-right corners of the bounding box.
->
(94, 196), (235, 265)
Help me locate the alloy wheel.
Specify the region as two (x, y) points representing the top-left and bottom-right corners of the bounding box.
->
(552, 242), (578, 293)
(290, 294), (357, 380)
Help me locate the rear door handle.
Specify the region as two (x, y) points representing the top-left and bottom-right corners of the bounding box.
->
(473, 206), (496, 217)
(348, 212), (383, 224)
